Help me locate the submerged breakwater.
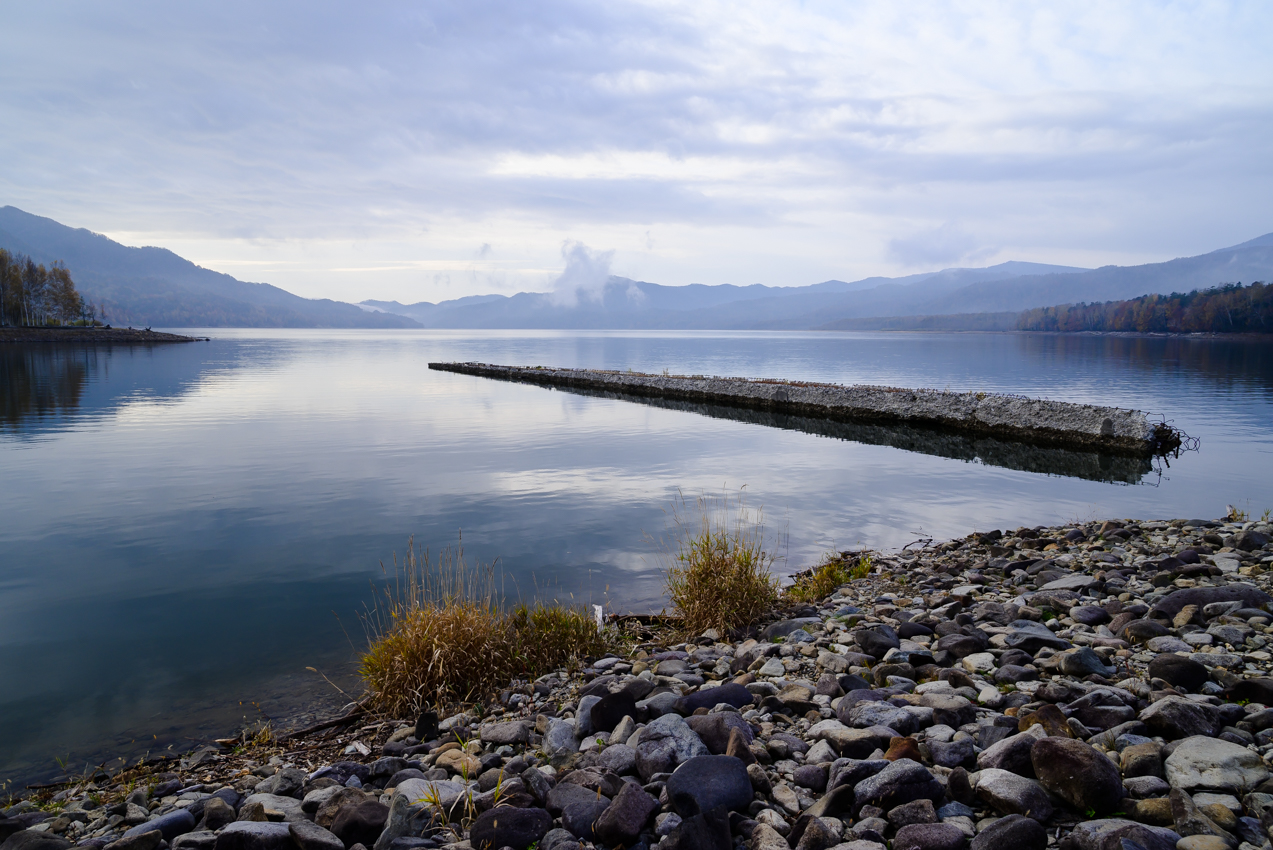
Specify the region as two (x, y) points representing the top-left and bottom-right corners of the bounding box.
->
(429, 362), (1186, 456)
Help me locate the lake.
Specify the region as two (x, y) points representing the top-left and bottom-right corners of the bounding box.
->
(2, 329), (1272, 787)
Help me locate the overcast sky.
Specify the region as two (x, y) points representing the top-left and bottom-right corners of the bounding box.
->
(2, 1), (1271, 303)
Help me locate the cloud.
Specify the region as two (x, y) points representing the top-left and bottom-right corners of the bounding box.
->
(887, 224), (998, 268)
(550, 241), (615, 307)
(0, 1), (1270, 301)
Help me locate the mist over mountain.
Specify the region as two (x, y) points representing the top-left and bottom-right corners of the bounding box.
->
(0, 207), (419, 328)
(5, 205), (1270, 331)
(362, 237), (1273, 330)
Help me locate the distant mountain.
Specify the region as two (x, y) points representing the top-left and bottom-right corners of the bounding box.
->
(0, 207), (419, 328)
(361, 261), (1092, 330)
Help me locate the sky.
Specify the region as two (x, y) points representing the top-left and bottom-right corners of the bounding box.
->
(1, 1), (1271, 304)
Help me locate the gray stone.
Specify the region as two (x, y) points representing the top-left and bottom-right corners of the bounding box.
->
(105, 832), (161, 850)
(976, 731), (1041, 777)
(852, 758), (943, 814)
(480, 720), (531, 746)
(1164, 736), (1270, 793)
(330, 800), (389, 849)
(574, 695), (602, 737)
(686, 712), (753, 755)
(634, 713), (708, 781)
(764, 618), (824, 640)
(170, 832), (217, 850)
(928, 736), (975, 769)
(288, 821), (344, 850)
(560, 799), (608, 841)
(1002, 620), (1071, 653)
(593, 781), (658, 846)
(543, 718), (579, 757)
(371, 780), (438, 850)
(596, 742), (637, 775)
(975, 768), (1053, 821)
(1151, 585), (1271, 619)
(1058, 646), (1114, 677)
(121, 810), (195, 843)
(253, 768), (305, 799)
(213, 822), (292, 850)
(1062, 819), (1180, 850)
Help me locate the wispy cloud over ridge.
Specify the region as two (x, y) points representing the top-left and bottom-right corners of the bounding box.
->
(0, 1), (1270, 301)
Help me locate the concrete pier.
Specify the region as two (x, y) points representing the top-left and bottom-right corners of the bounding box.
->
(428, 362), (1184, 456)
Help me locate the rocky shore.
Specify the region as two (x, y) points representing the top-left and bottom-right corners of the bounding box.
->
(427, 362), (1186, 456)
(0, 328), (204, 343)
(5, 514), (1273, 850)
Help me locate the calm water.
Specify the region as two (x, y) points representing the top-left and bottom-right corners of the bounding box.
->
(2, 329), (1272, 786)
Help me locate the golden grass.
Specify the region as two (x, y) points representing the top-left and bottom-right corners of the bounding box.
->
(661, 491), (781, 638)
(360, 540), (616, 717)
(786, 552), (872, 602)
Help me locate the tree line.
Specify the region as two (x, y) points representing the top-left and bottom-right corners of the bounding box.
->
(0, 248), (103, 327)
(1017, 281), (1272, 334)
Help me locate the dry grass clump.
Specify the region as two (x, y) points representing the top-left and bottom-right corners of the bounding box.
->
(661, 492), (781, 638)
(360, 541), (614, 717)
(786, 552), (872, 602)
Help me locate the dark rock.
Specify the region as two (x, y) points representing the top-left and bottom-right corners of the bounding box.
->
(0, 834), (70, 850)
(660, 806), (731, 850)
(330, 801), (389, 850)
(1031, 737), (1124, 814)
(1150, 585), (1271, 619)
(171, 832), (217, 850)
(673, 683), (754, 715)
(1061, 819), (1180, 850)
(934, 634), (986, 659)
(977, 732), (1038, 777)
(545, 783), (604, 818)
(1168, 788), (1234, 844)
(855, 625), (900, 658)
(288, 821), (344, 850)
(385, 770), (425, 789)
(414, 711), (438, 742)
(560, 799), (608, 841)
(1002, 620), (1071, 653)
(104, 832), (161, 850)
(121, 811), (195, 843)
(593, 781), (657, 846)
(887, 799), (937, 826)
(666, 755), (752, 817)
(928, 737), (975, 769)
(763, 618), (823, 640)
(852, 758), (943, 814)
(686, 712), (752, 755)
(975, 769), (1053, 821)
(1225, 678), (1273, 705)
(1123, 620), (1170, 643)
(801, 785), (854, 819)
(970, 814), (1046, 850)
(1147, 655), (1209, 692)
(791, 817), (838, 850)
(793, 764), (827, 791)
(468, 806), (551, 850)
(1233, 530), (1271, 551)
(1139, 697), (1220, 740)
(212, 823), (292, 850)
(1071, 606), (1112, 626)
(892, 822), (968, 850)
(255, 769), (306, 799)
(1058, 647), (1113, 677)
(589, 691), (637, 734)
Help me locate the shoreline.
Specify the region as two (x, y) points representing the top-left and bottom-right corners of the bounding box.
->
(429, 361), (1186, 457)
(0, 328), (207, 344)
(5, 512), (1273, 850)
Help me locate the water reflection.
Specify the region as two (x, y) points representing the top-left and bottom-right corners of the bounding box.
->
(1, 346), (92, 429)
(560, 387), (1157, 484)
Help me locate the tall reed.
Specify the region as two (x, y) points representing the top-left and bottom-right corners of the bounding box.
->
(360, 539), (614, 717)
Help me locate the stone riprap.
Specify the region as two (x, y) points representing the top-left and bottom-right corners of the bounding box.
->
(427, 362), (1183, 456)
(4, 515), (1273, 850)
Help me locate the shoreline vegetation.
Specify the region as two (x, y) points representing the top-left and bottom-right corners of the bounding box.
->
(0, 327), (205, 344)
(428, 362), (1190, 458)
(5, 505), (1273, 850)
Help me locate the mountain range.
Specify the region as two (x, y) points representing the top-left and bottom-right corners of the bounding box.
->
(3, 205), (1271, 329)
(0, 206), (415, 328)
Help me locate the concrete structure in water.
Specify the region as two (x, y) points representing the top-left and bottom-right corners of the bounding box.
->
(428, 361), (1186, 457)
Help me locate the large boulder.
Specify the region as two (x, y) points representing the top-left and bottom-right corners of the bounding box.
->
(1164, 736), (1270, 794)
(593, 781), (658, 846)
(1030, 737), (1124, 814)
(120, 811), (196, 843)
(673, 683), (754, 715)
(1061, 819), (1181, 850)
(213, 823), (292, 850)
(1147, 655), (1210, 692)
(970, 815), (1045, 850)
(468, 807), (551, 850)
(666, 756), (753, 816)
(1150, 585), (1270, 619)
(852, 758), (943, 814)
(635, 713), (709, 780)
(975, 769), (1053, 822)
(1139, 697), (1220, 740)
(330, 800), (390, 850)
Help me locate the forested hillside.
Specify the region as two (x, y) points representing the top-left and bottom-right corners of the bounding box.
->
(1017, 282), (1271, 333)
